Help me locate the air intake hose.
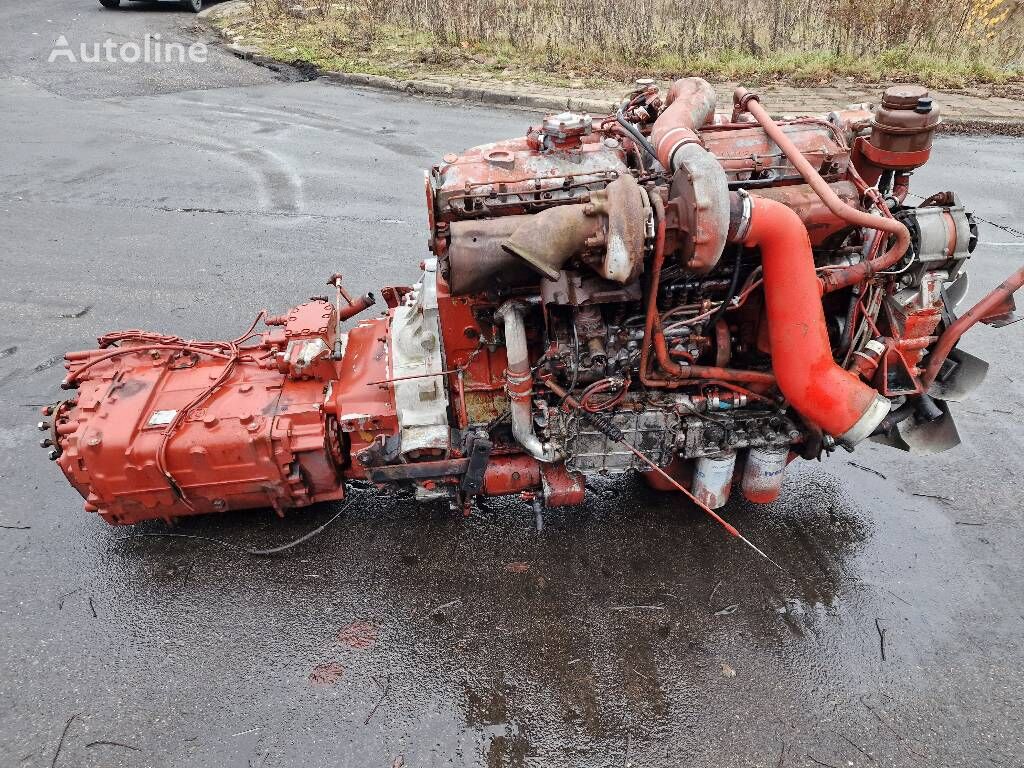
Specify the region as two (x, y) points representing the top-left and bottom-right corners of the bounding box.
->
(730, 194), (891, 445)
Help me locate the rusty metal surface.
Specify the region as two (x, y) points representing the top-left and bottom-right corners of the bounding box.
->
(651, 79), (730, 273)
(650, 77), (717, 170)
(588, 175), (649, 284)
(735, 88), (913, 294)
(923, 263), (1024, 386)
(748, 180), (861, 245)
(53, 302), (346, 523)
(447, 217), (538, 295)
(701, 121), (851, 183)
(431, 135), (629, 222)
(469, 174), (648, 286)
(501, 203), (603, 281)
(368, 458), (470, 482)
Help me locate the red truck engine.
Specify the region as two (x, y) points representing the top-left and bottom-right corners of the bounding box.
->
(41, 80), (1024, 526)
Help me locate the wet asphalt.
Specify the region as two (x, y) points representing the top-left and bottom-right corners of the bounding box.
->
(1, 1), (1024, 766)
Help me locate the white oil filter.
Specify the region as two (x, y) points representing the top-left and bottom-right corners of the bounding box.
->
(741, 445), (789, 504)
(692, 451), (737, 509)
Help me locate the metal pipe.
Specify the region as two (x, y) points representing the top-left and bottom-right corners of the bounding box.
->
(651, 323), (777, 385)
(495, 301), (561, 462)
(651, 78), (717, 169)
(640, 189), (776, 388)
(733, 88), (912, 294)
(337, 292), (376, 321)
(638, 190), (667, 389)
(921, 264), (1024, 387)
(500, 203), (601, 281)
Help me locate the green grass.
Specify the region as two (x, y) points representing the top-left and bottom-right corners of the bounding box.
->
(216, 3), (1024, 90)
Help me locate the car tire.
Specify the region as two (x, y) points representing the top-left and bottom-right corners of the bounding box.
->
(99, 0), (121, 7)
(181, 0), (202, 11)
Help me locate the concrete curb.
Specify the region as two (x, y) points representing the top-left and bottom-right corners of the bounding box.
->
(316, 72), (617, 114)
(305, 70), (1024, 135)
(200, 1), (1024, 134)
(938, 117), (1024, 137)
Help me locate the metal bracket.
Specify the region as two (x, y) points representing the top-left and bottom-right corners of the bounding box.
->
(460, 433), (493, 496)
(980, 292), (1022, 328)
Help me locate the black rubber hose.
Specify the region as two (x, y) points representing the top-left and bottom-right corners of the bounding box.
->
(871, 392), (944, 438)
(707, 245), (744, 327)
(615, 109), (662, 171)
(872, 399), (915, 436)
(914, 393), (944, 423)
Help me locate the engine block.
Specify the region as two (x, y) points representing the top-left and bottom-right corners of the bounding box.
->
(40, 79), (1024, 524)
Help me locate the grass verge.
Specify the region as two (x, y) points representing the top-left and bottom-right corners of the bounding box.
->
(212, 0), (1024, 92)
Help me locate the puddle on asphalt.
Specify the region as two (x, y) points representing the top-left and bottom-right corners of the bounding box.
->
(87, 463), (969, 765)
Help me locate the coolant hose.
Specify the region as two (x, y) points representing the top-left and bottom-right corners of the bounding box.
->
(650, 78), (717, 169)
(733, 87), (911, 294)
(735, 195), (891, 445)
(495, 301), (561, 462)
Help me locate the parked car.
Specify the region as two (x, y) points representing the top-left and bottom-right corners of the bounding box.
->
(99, 0), (203, 12)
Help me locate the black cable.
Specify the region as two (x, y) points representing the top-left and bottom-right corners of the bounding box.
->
(119, 501), (351, 557)
(706, 245), (743, 327)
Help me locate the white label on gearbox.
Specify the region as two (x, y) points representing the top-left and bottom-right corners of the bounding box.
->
(147, 409), (177, 426)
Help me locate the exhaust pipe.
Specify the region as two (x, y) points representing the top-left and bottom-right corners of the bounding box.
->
(501, 204), (601, 281)
(650, 78), (730, 273)
(500, 175), (647, 285)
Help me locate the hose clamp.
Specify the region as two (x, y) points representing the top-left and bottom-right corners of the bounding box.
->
(504, 370), (534, 401)
(733, 88), (760, 112)
(730, 188), (754, 243)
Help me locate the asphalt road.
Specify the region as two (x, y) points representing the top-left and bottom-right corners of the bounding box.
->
(1, 2), (1023, 767)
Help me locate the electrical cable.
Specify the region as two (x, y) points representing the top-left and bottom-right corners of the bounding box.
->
(706, 245), (744, 328)
(119, 500), (352, 557)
